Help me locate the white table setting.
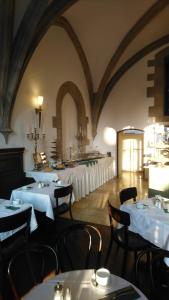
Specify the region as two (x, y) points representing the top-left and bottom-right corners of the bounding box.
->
(23, 268), (148, 300)
(0, 198), (37, 241)
(26, 157), (114, 201)
(120, 197), (169, 253)
(10, 181), (75, 220)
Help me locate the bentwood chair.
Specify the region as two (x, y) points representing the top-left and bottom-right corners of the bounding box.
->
(56, 223), (102, 272)
(135, 247), (169, 300)
(105, 202), (151, 276)
(119, 187), (137, 204)
(8, 243), (59, 300)
(54, 184), (73, 219)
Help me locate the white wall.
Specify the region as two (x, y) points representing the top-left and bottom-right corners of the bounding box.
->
(0, 25), (92, 171)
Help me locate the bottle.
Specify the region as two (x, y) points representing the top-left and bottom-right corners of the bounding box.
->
(53, 283), (63, 300)
(65, 288), (71, 300)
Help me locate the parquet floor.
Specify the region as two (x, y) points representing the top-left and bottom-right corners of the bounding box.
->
(64, 171), (148, 225)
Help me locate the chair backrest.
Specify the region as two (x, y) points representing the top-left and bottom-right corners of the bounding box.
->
(54, 184), (73, 206)
(54, 184), (73, 219)
(56, 223), (102, 271)
(119, 187), (137, 204)
(8, 243), (59, 300)
(0, 207), (32, 247)
(135, 247), (169, 299)
(108, 202), (130, 227)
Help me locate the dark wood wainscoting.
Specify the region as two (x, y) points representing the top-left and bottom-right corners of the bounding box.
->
(0, 148), (25, 199)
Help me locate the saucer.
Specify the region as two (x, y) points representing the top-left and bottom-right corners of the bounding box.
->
(21, 186), (32, 190)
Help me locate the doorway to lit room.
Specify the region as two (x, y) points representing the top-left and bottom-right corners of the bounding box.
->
(117, 129), (144, 178)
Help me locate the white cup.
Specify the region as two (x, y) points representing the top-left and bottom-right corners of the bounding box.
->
(96, 268), (110, 286)
(136, 202), (144, 209)
(57, 180), (62, 186)
(12, 199), (20, 206)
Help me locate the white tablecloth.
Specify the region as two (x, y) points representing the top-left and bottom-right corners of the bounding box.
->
(23, 269), (147, 300)
(26, 157), (114, 201)
(10, 182), (74, 220)
(120, 198), (169, 251)
(0, 199), (37, 241)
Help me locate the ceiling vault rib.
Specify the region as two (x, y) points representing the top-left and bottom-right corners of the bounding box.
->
(98, 0), (169, 95)
(100, 34), (169, 122)
(0, 0), (78, 142)
(91, 0), (169, 137)
(54, 16), (93, 103)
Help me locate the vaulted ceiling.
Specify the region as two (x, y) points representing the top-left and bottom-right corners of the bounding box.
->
(1, 0), (169, 141)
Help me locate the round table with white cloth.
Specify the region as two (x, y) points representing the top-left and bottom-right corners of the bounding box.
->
(23, 269), (148, 300)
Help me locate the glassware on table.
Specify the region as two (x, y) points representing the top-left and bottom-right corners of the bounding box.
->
(154, 195), (163, 209)
(54, 283), (63, 300)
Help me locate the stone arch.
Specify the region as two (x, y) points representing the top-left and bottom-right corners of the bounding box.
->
(54, 81), (89, 158)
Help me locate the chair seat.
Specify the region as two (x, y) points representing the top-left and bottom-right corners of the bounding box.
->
(113, 228), (150, 251)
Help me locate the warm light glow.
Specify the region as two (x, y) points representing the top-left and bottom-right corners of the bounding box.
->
(122, 139), (142, 171)
(37, 96), (43, 108)
(103, 127), (116, 145)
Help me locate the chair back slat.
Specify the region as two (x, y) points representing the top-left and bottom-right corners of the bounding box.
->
(119, 187), (137, 204)
(108, 203), (130, 227)
(56, 223), (102, 271)
(54, 185), (73, 219)
(0, 207), (32, 233)
(54, 185), (73, 198)
(8, 244), (59, 300)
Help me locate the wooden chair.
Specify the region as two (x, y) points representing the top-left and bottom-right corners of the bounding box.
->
(54, 184), (73, 219)
(105, 202), (151, 275)
(56, 223), (102, 272)
(0, 207), (32, 258)
(0, 208), (32, 300)
(135, 247), (169, 300)
(7, 243), (59, 300)
(119, 187), (137, 204)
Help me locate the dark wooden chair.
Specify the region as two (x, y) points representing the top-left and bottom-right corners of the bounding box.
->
(0, 207), (32, 300)
(56, 223), (102, 272)
(119, 187), (137, 204)
(0, 207), (32, 258)
(135, 247), (169, 300)
(105, 202), (152, 275)
(7, 243), (59, 300)
(54, 184), (73, 219)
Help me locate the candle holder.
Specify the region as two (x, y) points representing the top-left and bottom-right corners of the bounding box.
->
(75, 126), (86, 158)
(27, 128), (45, 170)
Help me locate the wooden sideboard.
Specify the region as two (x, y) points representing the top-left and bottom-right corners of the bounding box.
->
(0, 148), (25, 199)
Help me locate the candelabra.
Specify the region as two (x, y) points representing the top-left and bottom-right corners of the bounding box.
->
(27, 128), (45, 170)
(75, 126), (86, 157)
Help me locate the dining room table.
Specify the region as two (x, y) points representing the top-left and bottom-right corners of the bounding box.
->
(0, 198), (37, 241)
(120, 197), (169, 254)
(23, 269), (148, 300)
(10, 181), (75, 220)
(26, 157), (114, 201)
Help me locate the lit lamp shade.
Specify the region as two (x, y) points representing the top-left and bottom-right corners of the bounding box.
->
(35, 96), (43, 128)
(37, 96), (43, 108)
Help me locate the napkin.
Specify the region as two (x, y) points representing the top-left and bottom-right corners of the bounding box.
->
(5, 206), (20, 210)
(98, 285), (140, 300)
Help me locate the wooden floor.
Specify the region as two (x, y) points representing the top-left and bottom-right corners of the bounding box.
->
(64, 171), (148, 226)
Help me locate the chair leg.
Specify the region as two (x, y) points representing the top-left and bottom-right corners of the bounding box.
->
(104, 236), (114, 266)
(69, 208), (73, 220)
(121, 249), (128, 277)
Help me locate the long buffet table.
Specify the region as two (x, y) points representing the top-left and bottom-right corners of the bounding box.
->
(26, 157), (114, 201)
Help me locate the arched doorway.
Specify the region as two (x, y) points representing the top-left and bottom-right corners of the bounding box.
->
(117, 129), (144, 177)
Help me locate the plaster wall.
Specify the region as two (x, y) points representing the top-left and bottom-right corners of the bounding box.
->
(0, 26), (92, 171)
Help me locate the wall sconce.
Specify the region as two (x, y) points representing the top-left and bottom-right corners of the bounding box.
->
(35, 96), (43, 128)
